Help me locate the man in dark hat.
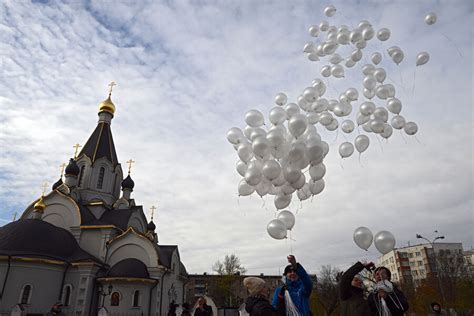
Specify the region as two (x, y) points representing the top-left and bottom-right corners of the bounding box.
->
(367, 266), (408, 316)
(271, 255), (313, 316)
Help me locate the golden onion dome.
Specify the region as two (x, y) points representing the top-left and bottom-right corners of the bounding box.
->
(34, 196), (46, 213)
(98, 95), (116, 115)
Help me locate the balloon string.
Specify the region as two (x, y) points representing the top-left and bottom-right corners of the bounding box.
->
(340, 160), (344, 170)
(399, 129), (407, 144)
(411, 69), (416, 97)
(414, 135), (424, 146)
(441, 32), (463, 58)
(376, 135), (384, 153)
(358, 153), (364, 168)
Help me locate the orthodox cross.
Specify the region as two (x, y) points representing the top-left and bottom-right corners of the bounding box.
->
(59, 163), (67, 178)
(126, 159), (135, 175)
(108, 81), (117, 96)
(73, 143), (82, 159)
(150, 205), (156, 221)
(41, 182), (48, 196)
(12, 211), (17, 221)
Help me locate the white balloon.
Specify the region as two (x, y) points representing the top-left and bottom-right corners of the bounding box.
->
(309, 163), (326, 181)
(262, 160), (281, 181)
(249, 127), (266, 141)
(339, 142), (354, 158)
(362, 26), (375, 41)
(267, 219), (287, 239)
(323, 40), (338, 55)
(272, 172), (286, 186)
(391, 50), (404, 65)
(387, 98), (402, 114)
(363, 75), (377, 90)
(350, 29), (363, 43)
(319, 111), (334, 126)
(404, 122), (418, 135)
(278, 210), (296, 230)
(321, 65), (331, 77)
(312, 98), (329, 112)
(274, 193), (292, 210)
(266, 130), (285, 148)
(385, 84), (396, 98)
(309, 179), (325, 195)
(331, 64), (344, 78)
(308, 25), (320, 37)
(243, 125), (254, 140)
(374, 68), (386, 83)
(345, 58), (356, 68)
(269, 107), (287, 125)
(356, 39), (367, 50)
(227, 127), (244, 145)
(306, 112), (320, 125)
(237, 143), (253, 162)
(354, 134), (370, 153)
(351, 49), (363, 62)
(371, 52), (382, 65)
(238, 179), (255, 196)
(245, 110), (264, 127)
(363, 88), (375, 100)
(245, 164), (262, 186)
(360, 101), (376, 116)
(291, 173), (306, 190)
(297, 184), (312, 201)
(416, 52), (430, 66)
(381, 124), (393, 139)
(319, 20), (329, 31)
(362, 121), (372, 133)
(324, 5), (336, 17)
(288, 114), (308, 138)
(329, 53), (343, 64)
(373, 107), (389, 122)
(356, 112), (370, 125)
(280, 182), (296, 195)
(370, 119), (385, 133)
(358, 20), (372, 29)
(303, 86), (318, 102)
(283, 165), (302, 184)
(341, 119), (355, 133)
(327, 99), (338, 111)
(275, 92), (288, 106)
(362, 64), (376, 76)
(325, 119), (339, 131)
(306, 138), (325, 164)
(376, 28), (391, 41)
(375, 85), (390, 100)
(374, 231), (396, 255)
(236, 160), (248, 177)
(425, 12), (437, 25)
(303, 42), (315, 53)
(308, 52), (320, 62)
(297, 95), (310, 111)
(252, 136), (270, 159)
(391, 115), (406, 129)
(387, 46), (401, 56)
(256, 178), (271, 197)
(311, 79), (327, 96)
(288, 140), (306, 163)
(285, 103), (300, 118)
(337, 30), (350, 45)
(345, 88), (359, 101)
(353, 226), (373, 251)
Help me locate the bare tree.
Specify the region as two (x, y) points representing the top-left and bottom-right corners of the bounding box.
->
(315, 265), (342, 316)
(213, 254), (247, 275)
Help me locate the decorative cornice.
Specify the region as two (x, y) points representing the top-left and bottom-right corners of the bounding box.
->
(97, 277), (158, 285)
(106, 227), (152, 245)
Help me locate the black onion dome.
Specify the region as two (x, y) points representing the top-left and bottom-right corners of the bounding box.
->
(147, 220), (156, 231)
(121, 174), (135, 190)
(108, 258), (149, 278)
(65, 158), (80, 176)
(52, 177), (63, 190)
(0, 219), (96, 262)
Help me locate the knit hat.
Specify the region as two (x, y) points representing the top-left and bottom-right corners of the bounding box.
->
(243, 277), (266, 295)
(283, 264), (297, 275)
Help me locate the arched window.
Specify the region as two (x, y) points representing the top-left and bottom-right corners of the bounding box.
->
(19, 284), (32, 305)
(63, 285), (72, 306)
(111, 292), (120, 306)
(132, 290), (140, 307)
(97, 167), (105, 189)
(78, 165), (86, 187)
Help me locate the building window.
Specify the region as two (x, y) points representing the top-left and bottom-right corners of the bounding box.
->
(111, 292), (120, 306)
(97, 167), (105, 189)
(132, 290), (140, 307)
(62, 285), (72, 306)
(19, 284), (32, 305)
(78, 165), (86, 187)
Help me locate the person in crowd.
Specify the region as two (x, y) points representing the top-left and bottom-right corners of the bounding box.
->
(194, 296), (213, 316)
(367, 266), (409, 316)
(244, 276), (285, 316)
(168, 300), (178, 316)
(46, 303), (65, 316)
(428, 302), (446, 315)
(182, 302), (192, 316)
(271, 255), (313, 316)
(339, 261), (374, 316)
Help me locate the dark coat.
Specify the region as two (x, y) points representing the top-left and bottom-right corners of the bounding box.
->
(367, 283), (409, 316)
(339, 262), (371, 316)
(245, 295), (277, 316)
(194, 305), (212, 316)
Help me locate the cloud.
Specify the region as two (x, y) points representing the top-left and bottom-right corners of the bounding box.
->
(0, 0), (472, 275)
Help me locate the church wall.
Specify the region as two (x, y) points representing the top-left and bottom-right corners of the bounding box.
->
(107, 243), (157, 267)
(0, 261), (64, 313)
(160, 270), (186, 315)
(101, 283), (152, 315)
(79, 229), (115, 262)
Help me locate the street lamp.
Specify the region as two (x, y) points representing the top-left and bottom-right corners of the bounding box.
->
(416, 233), (446, 305)
(98, 284), (113, 308)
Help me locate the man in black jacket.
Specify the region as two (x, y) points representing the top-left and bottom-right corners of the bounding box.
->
(367, 267), (409, 316)
(339, 261), (374, 316)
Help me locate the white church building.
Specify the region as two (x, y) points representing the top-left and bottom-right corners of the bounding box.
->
(0, 86), (188, 315)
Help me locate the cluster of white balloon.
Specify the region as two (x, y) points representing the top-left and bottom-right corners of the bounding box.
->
(226, 5), (436, 240)
(353, 226), (396, 255)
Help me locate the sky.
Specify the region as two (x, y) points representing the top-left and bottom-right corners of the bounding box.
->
(0, 0), (472, 276)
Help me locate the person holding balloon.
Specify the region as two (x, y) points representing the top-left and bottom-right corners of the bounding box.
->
(271, 255), (313, 316)
(367, 267), (409, 316)
(339, 261), (375, 316)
